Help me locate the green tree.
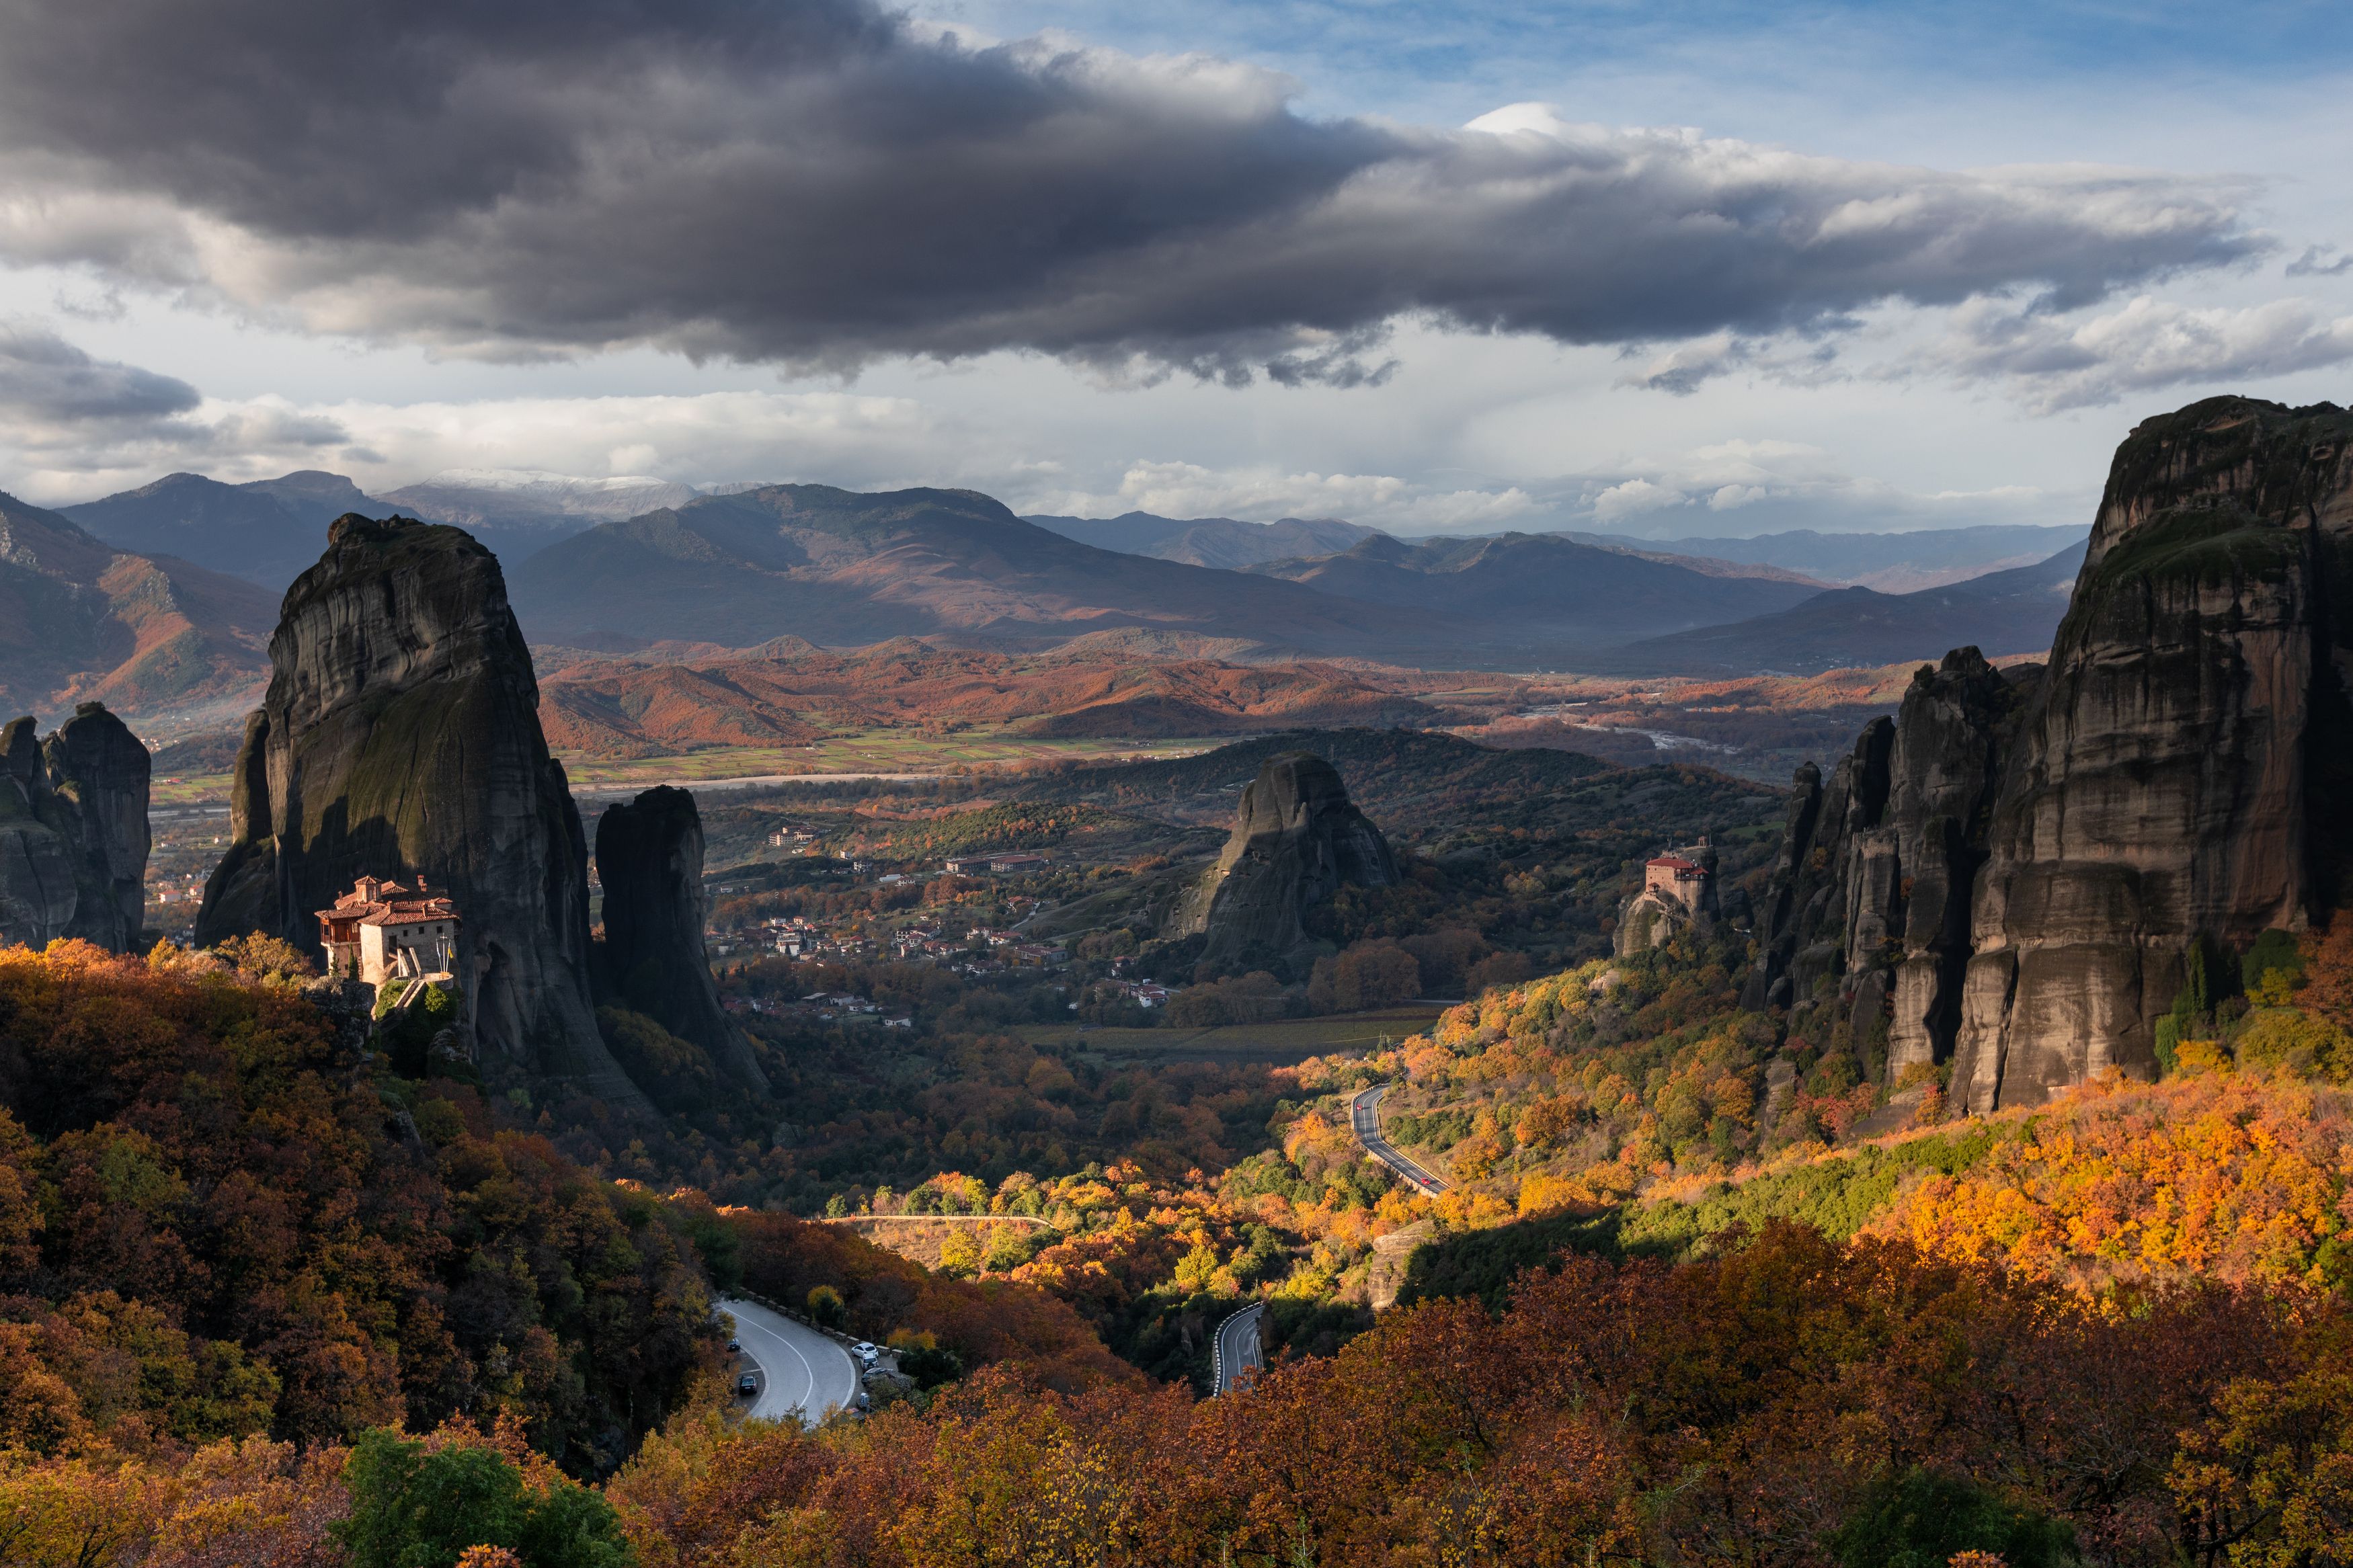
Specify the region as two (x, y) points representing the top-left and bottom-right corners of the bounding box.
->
(334, 1430), (632, 1568)
(1833, 1469), (2077, 1568)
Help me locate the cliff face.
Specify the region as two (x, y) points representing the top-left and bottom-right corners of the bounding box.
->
(196, 515), (645, 1106)
(594, 785), (770, 1096)
(1747, 651), (2038, 1083)
(0, 704), (150, 952)
(1751, 396), (2353, 1110)
(1172, 750), (1400, 970)
(1954, 397), (2353, 1109)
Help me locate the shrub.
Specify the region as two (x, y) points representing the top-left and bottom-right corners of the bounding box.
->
(805, 1285), (847, 1329)
(1833, 1468), (2077, 1568)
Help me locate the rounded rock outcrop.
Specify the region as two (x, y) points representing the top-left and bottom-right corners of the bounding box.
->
(1171, 749), (1399, 971)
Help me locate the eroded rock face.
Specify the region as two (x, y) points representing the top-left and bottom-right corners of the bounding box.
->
(1953, 397), (2353, 1110)
(44, 704), (154, 950)
(196, 515), (645, 1107)
(1752, 396), (2353, 1110)
(0, 704), (149, 952)
(595, 785), (770, 1096)
(1172, 750), (1399, 969)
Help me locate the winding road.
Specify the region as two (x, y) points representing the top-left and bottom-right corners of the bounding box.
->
(717, 1296), (863, 1426)
(1350, 1084), (1451, 1194)
(1212, 1302), (1265, 1396)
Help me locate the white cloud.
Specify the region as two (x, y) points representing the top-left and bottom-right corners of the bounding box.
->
(1031, 458), (1535, 530)
(1567, 437), (2056, 538)
(0, 380), (948, 503)
(1917, 294), (2353, 411)
(1616, 331), (1847, 395)
(1591, 477), (1684, 524)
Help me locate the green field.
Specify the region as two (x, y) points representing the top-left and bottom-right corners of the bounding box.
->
(1022, 1004), (1447, 1063)
(151, 728), (1218, 806)
(153, 772), (235, 806)
(556, 728), (1217, 792)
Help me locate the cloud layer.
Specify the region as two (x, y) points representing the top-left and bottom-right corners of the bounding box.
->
(0, 0), (2268, 380)
(0, 319), (198, 429)
(1919, 295), (2353, 411)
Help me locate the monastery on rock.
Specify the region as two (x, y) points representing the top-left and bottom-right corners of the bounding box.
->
(316, 876), (460, 991)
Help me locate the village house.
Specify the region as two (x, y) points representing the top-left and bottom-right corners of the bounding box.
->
(945, 852), (1051, 875)
(316, 876), (460, 991)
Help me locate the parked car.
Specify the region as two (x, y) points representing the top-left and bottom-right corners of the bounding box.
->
(850, 1341), (880, 1366)
(737, 1373), (758, 1397)
(726, 1339), (741, 1354)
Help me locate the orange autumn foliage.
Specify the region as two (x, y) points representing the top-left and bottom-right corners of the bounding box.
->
(1872, 1073), (2353, 1292)
(0, 940), (712, 1465)
(727, 1207), (1134, 1393)
(609, 1223), (2353, 1568)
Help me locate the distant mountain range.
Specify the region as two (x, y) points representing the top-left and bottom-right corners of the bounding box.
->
(59, 467), (707, 588)
(0, 489), (276, 723)
(61, 470), (378, 587)
(374, 469), (701, 542)
(1628, 524), (2089, 593)
(15, 466), (2093, 716)
(1241, 532), (1825, 646)
(1025, 511), (1382, 569)
(1604, 540), (2088, 675)
(502, 483), (1452, 656)
(505, 488), (1856, 662)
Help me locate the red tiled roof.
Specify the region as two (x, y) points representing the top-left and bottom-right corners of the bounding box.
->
(356, 900), (456, 927)
(1647, 855), (1699, 871)
(316, 876), (460, 928)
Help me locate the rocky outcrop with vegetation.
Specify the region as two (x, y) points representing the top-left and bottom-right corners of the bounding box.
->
(196, 515), (645, 1106)
(1172, 749), (1400, 971)
(1752, 395), (2353, 1108)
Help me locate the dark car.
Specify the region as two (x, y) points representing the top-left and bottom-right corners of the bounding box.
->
(737, 1373), (758, 1397)
(726, 1339), (741, 1354)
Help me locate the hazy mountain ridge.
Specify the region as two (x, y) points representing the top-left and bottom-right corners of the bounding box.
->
(377, 468), (702, 542)
(1244, 531), (1827, 646)
(506, 483), (1452, 657)
(63, 468), (382, 587)
(1628, 523), (2089, 592)
(1025, 510), (1384, 569)
(0, 489), (277, 723)
(25, 467), (2104, 688)
(1605, 540), (2087, 675)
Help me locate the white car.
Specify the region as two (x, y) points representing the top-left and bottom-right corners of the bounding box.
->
(850, 1341), (881, 1365)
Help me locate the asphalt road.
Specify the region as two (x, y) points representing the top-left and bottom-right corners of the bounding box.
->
(1350, 1085), (1451, 1194)
(718, 1296), (862, 1426)
(1213, 1302), (1265, 1396)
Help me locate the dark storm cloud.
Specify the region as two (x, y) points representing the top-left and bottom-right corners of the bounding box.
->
(0, 1), (2270, 380)
(0, 321), (200, 424)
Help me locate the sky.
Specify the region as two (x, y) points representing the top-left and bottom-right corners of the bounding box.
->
(0, 0), (2348, 538)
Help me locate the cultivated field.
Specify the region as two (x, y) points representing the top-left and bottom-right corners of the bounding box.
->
(1022, 1003), (1448, 1064)
(559, 728), (1215, 794)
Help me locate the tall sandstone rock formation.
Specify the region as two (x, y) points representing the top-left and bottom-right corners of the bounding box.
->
(594, 785), (770, 1096)
(0, 703), (151, 951)
(196, 515), (645, 1106)
(1751, 396), (2353, 1109)
(1172, 750), (1400, 970)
